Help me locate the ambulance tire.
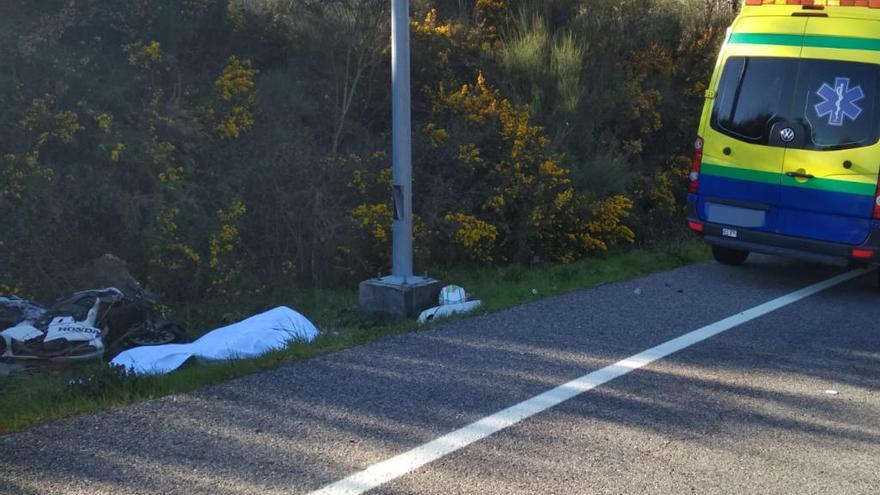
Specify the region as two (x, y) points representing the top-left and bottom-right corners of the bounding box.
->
(712, 246), (749, 266)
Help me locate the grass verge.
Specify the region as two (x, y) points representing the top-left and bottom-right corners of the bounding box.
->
(0, 241), (709, 434)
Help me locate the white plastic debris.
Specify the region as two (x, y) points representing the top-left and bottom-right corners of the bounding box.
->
(418, 300), (482, 325)
(110, 306), (318, 375)
(634, 288), (642, 295)
(438, 285), (466, 305)
(419, 285), (482, 325)
(825, 389), (839, 396)
(1, 324), (43, 343)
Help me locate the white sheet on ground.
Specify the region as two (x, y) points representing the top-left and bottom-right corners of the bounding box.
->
(110, 306), (318, 375)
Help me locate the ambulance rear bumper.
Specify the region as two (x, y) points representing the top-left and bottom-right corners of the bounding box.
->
(691, 220), (880, 267)
(686, 196), (880, 266)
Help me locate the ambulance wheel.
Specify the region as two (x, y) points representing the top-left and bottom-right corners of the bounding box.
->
(712, 246), (749, 266)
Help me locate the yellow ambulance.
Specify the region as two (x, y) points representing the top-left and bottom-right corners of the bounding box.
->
(687, 0), (880, 269)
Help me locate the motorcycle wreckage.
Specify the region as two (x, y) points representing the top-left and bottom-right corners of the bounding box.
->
(0, 288), (185, 362)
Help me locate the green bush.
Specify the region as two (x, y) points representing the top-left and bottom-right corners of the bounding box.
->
(0, 0), (736, 315)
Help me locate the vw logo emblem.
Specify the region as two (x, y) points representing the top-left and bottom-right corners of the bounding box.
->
(780, 127), (796, 143)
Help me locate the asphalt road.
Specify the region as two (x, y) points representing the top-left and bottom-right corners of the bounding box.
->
(1, 256), (878, 494)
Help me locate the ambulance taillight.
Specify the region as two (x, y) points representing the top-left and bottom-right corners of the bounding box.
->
(851, 248), (874, 259)
(689, 137), (703, 194)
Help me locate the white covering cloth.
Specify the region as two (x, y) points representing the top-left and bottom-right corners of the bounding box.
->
(110, 306), (318, 375)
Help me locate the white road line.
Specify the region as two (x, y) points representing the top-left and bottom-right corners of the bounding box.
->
(309, 268), (869, 495)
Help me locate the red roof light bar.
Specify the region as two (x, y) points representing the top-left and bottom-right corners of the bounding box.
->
(745, 0), (880, 7)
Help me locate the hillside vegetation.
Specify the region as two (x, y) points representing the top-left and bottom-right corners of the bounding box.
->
(0, 0), (736, 318)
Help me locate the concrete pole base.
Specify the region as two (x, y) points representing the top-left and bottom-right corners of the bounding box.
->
(359, 276), (444, 320)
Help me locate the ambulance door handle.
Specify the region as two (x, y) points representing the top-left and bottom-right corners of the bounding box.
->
(785, 171), (814, 179)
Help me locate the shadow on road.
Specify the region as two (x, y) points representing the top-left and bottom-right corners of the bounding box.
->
(1, 258), (878, 494)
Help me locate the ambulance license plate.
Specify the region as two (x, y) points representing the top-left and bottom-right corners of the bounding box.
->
(722, 228), (738, 238)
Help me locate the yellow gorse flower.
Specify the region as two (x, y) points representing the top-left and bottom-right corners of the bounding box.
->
(123, 41), (163, 69)
(213, 57), (258, 140)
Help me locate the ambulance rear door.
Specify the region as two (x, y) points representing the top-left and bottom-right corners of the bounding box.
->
(777, 17), (880, 245)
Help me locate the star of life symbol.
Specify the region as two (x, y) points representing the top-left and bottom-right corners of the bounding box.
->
(815, 77), (864, 127)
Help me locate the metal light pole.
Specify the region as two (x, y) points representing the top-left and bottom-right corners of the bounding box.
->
(390, 0), (413, 283)
(359, 0), (442, 318)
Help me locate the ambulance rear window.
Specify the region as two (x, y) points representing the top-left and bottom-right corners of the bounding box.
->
(712, 57), (797, 145)
(795, 59), (880, 151)
(712, 57), (880, 151)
